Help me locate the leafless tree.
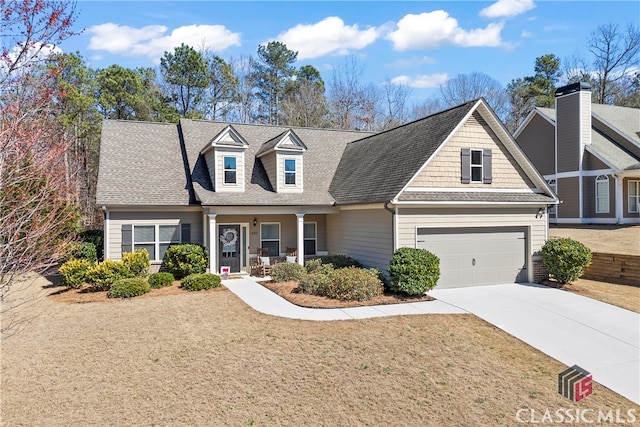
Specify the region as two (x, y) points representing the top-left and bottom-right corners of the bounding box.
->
(440, 72), (510, 121)
(381, 78), (412, 130)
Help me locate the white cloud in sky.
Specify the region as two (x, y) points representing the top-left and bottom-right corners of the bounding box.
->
(87, 23), (241, 62)
(521, 30), (534, 38)
(391, 73), (449, 89)
(480, 0), (536, 18)
(275, 17), (379, 60)
(386, 11), (504, 51)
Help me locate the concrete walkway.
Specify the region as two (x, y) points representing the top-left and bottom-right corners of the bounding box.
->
(222, 278), (640, 404)
(430, 283), (640, 405)
(221, 277), (466, 320)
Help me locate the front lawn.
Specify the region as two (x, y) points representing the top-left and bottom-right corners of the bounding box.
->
(1, 275), (636, 426)
(542, 278), (640, 313)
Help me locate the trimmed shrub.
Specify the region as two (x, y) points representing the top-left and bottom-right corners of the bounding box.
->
(271, 262), (306, 282)
(59, 258), (93, 288)
(85, 259), (132, 291)
(164, 244), (208, 279)
(107, 278), (151, 298)
(80, 229), (104, 260)
(318, 254), (362, 269)
(122, 249), (150, 277)
(148, 272), (175, 288)
(541, 237), (592, 284)
(298, 264), (334, 295)
(388, 247), (440, 296)
(304, 258), (324, 273)
(180, 273), (221, 291)
(323, 267), (383, 301)
(68, 242), (98, 263)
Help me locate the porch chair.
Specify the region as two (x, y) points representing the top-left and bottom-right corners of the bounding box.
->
(285, 247), (297, 263)
(256, 247), (273, 277)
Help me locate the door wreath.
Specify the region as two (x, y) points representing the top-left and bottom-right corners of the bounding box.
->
(219, 228), (239, 247)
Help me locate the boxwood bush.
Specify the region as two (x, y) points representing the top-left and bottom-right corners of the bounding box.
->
(541, 237), (592, 284)
(388, 247), (440, 296)
(67, 242), (98, 263)
(107, 278), (151, 298)
(318, 254), (362, 269)
(164, 244), (208, 279)
(180, 273), (221, 291)
(324, 267), (383, 301)
(59, 258), (94, 288)
(271, 262), (306, 282)
(298, 264), (334, 295)
(148, 272), (175, 288)
(85, 259), (132, 291)
(79, 229), (104, 260)
(122, 249), (150, 277)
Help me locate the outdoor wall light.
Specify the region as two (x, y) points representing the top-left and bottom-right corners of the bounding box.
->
(536, 208), (545, 218)
(253, 218), (257, 227)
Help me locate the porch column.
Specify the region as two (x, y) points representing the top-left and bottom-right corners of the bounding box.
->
(614, 174), (623, 224)
(202, 213), (207, 250)
(296, 213), (304, 266)
(208, 213), (217, 274)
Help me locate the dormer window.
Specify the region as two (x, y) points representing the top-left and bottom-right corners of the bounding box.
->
(224, 156), (237, 184)
(284, 159), (296, 185)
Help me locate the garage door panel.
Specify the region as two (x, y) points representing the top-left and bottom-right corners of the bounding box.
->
(416, 227), (527, 289)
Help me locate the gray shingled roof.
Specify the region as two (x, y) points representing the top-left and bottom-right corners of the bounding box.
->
(180, 119), (371, 206)
(536, 105), (640, 171)
(96, 120), (191, 206)
(398, 191), (556, 203)
(329, 101), (476, 204)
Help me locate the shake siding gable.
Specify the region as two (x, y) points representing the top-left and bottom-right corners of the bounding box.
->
(407, 112), (534, 190)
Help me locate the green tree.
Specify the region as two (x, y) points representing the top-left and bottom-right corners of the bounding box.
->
(97, 65), (151, 120)
(205, 54), (238, 121)
(254, 41), (298, 124)
(282, 65), (328, 127)
(160, 44), (209, 118)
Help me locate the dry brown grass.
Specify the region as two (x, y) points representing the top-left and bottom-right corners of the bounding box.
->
(549, 225), (640, 255)
(1, 275), (637, 426)
(542, 278), (640, 313)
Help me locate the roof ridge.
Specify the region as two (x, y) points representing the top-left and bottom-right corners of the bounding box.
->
(181, 118), (374, 135)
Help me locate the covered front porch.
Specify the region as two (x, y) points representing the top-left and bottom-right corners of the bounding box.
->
(202, 207), (335, 274)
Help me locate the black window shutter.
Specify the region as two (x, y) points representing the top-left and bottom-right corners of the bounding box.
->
(483, 149), (493, 184)
(181, 224), (191, 243)
(461, 148), (471, 184)
(121, 224), (132, 254)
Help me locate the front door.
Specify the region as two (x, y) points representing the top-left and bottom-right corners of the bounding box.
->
(219, 225), (241, 273)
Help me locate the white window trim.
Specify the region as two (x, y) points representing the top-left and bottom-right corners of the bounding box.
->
(470, 149), (483, 183)
(260, 222), (281, 256)
(303, 222), (317, 256)
(223, 155), (237, 185)
(595, 175), (609, 214)
(133, 224), (181, 262)
(629, 180), (640, 213)
(284, 158), (296, 186)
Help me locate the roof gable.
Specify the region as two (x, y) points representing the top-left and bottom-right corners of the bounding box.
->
(201, 125), (249, 153)
(329, 101), (476, 204)
(256, 129), (307, 157)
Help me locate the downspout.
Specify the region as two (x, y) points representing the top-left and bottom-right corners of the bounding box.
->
(384, 201), (397, 252)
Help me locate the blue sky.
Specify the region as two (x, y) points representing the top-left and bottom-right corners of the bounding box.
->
(64, 1), (639, 103)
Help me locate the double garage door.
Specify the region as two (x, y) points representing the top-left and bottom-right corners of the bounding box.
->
(416, 227), (527, 289)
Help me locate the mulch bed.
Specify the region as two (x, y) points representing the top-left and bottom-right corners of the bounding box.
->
(260, 280), (434, 309)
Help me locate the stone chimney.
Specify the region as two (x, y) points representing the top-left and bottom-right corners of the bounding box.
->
(554, 82), (592, 173)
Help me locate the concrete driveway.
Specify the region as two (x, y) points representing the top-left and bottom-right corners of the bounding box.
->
(430, 283), (640, 405)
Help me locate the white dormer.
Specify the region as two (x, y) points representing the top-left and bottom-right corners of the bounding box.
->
(256, 130), (306, 193)
(201, 125), (249, 192)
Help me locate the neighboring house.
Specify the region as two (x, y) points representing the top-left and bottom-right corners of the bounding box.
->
(96, 99), (557, 289)
(514, 82), (640, 225)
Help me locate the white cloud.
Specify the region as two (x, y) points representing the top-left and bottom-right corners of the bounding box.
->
(480, 0), (536, 18)
(87, 23), (241, 62)
(1, 42), (62, 74)
(521, 30), (534, 38)
(386, 11), (504, 51)
(275, 17), (379, 60)
(391, 73), (449, 89)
